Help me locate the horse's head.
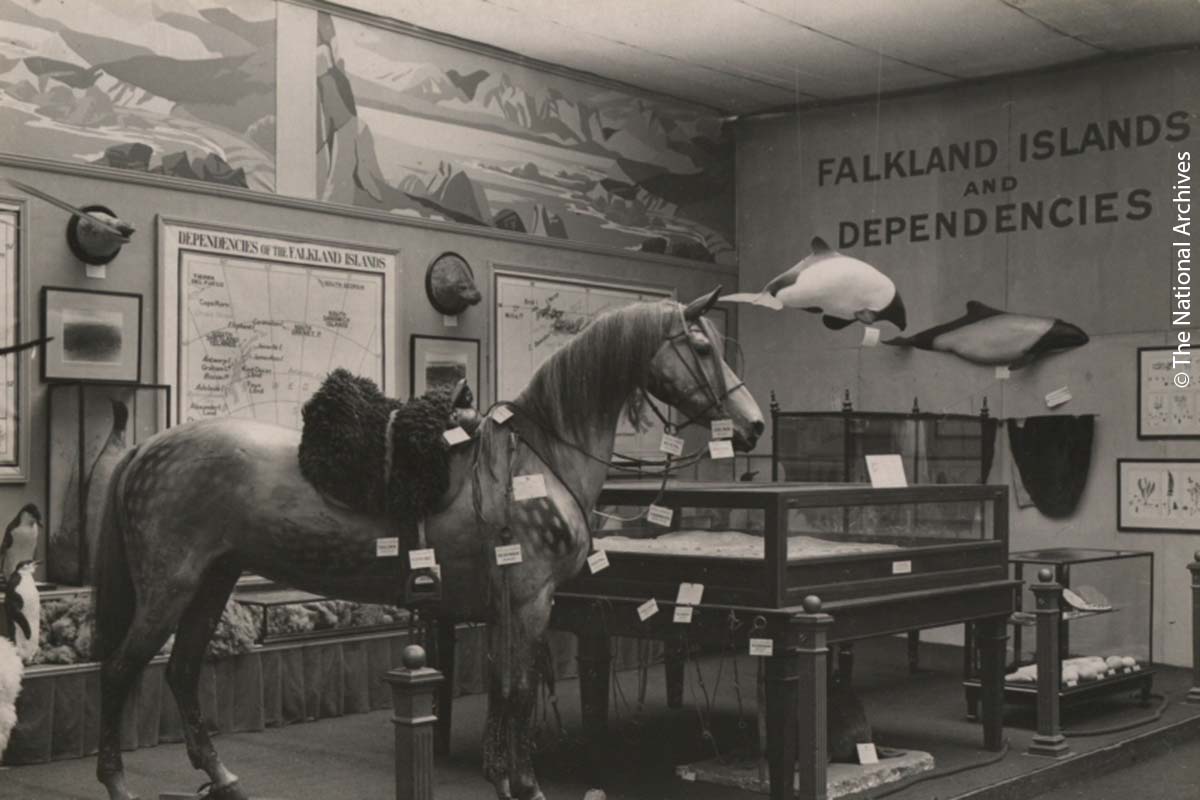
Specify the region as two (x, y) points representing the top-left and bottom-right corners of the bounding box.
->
(647, 288), (764, 451)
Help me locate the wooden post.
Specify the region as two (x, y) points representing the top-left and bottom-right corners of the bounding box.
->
(1189, 552), (1200, 704)
(431, 619), (457, 755)
(1027, 569), (1070, 758)
(795, 596), (832, 800)
(384, 645), (445, 800)
(577, 629), (611, 741)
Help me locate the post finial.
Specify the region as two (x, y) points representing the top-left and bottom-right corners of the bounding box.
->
(402, 644), (427, 670)
(1038, 568), (1054, 583)
(802, 595), (822, 613)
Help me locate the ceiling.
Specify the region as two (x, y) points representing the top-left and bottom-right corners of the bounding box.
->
(328, 0), (1200, 114)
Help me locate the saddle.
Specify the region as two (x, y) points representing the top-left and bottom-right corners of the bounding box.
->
(297, 369), (481, 607)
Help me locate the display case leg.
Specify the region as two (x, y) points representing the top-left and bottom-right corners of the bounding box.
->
(1028, 571), (1070, 758)
(577, 631), (611, 741)
(795, 598), (833, 800)
(430, 619), (456, 756)
(906, 630), (920, 673)
(664, 639), (686, 709)
(976, 615), (1007, 751)
(1188, 554), (1200, 704)
(765, 647), (800, 800)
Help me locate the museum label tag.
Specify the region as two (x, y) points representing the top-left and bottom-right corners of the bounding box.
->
(660, 433), (685, 456)
(637, 598), (659, 621)
(492, 406), (514, 424)
(995, 366), (1011, 380)
(375, 537), (400, 557)
(749, 638), (774, 657)
(512, 474), (548, 501)
(891, 559), (913, 575)
(857, 743), (880, 765)
(408, 548), (436, 569)
(708, 440), (734, 460)
(866, 454), (907, 487)
(443, 426), (470, 446)
(1045, 386), (1072, 408)
(676, 582), (704, 606)
(711, 418), (734, 439)
(861, 327), (881, 347)
(647, 504), (674, 527)
(443, 314), (458, 327)
(495, 543), (523, 565)
(673, 606), (694, 624)
(587, 551), (610, 574)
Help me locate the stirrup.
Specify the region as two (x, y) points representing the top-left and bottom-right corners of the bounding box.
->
(403, 567), (442, 608)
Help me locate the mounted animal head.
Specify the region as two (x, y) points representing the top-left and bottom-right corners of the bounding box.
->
(646, 287), (764, 451)
(425, 252), (482, 315)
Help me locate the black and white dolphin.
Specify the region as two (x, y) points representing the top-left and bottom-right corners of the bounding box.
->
(884, 301), (1088, 368)
(721, 237), (907, 330)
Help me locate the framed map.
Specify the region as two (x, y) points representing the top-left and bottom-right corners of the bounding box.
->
(493, 268), (672, 458)
(159, 219), (397, 429)
(1138, 346), (1200, 439)
(0, 200), (26, 481)
(1118, 459), (1200, 533)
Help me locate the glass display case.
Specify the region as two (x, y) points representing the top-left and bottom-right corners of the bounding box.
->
(577, 480), (1009, 609)
(45, 382), (171, 585)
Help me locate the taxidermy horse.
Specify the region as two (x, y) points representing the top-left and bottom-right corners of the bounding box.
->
(92, 289), (763, 800)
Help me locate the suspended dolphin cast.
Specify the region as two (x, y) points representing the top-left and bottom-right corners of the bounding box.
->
(884, 300), (1089, 368)
(721, 237), (907, 330)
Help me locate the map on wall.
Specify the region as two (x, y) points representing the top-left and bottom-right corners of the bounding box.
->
(315, 12), (734, 264)
(0, 0), (276, 191)
(1139, 347), (1200, 438)
(160, 221), (396, 429)
(0, 205), (20, 477)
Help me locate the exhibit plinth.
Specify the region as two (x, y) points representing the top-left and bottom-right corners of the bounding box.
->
(676, 749), (935, 797)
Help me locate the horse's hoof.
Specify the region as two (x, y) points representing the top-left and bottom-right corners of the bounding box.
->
(198, 780), (250, 800)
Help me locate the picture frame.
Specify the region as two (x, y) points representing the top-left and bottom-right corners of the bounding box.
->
(1136, 346), (1200, 439)
(410, 335), (480, 398)
(0, 198), (30, 481)
(1117, 458), (1200, 533)
(41, 287), (142, 384)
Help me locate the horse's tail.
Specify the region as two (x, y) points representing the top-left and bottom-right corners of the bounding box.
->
(92, 446), (139, 662)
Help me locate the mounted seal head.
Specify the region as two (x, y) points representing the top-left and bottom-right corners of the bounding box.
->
(425, 252), (482, 315)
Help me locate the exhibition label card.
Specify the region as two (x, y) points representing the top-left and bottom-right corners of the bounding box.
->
(375, 537), (400, 557)
(994, 366), (1011, 380)
(512, 474), (548, 501)
(495, 543), (523, 565)
(492, 406), (514, 424)
(676, 582), (705, 606)
(673, 606), (694, 624)
(587, 551), (610, 574)
(647, 504), (674, 527)
(861, 327), (881, 347)
(443, 426), (471, 446)
(711, 418), (734, 439)
(856, 743), (880, 765)
(660, 433), (685, 456)
(891, 559), (913, 575)
(866, 454), (908, 488)
(408, 548), (437, 569)
(708, 440), (734, 460)
(749, 638), (774, 657)
(1045, 386), (1072, 408)
(87, 264), (107, 279)
(443, 314), (458, 327)
(637, 598), (659, 621)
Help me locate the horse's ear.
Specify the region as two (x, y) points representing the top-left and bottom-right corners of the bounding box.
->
(683, 286), (723, 320)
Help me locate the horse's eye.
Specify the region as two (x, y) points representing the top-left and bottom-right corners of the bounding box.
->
(688, 332), (713, 354)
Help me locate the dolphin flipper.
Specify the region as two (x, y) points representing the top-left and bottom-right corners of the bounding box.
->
(12, 610), (30, 642)
(823, 315), (855, 330)
(721, 292), (784, 310)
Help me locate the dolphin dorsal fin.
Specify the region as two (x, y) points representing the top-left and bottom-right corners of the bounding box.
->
(965, 300), (1004, 319)
(811, 236), (833, 254)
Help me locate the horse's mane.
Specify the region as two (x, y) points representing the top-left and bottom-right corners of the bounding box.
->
(515, 299), (723, 444)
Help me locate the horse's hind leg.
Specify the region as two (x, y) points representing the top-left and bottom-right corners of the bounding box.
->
(165, 559), (247, 799)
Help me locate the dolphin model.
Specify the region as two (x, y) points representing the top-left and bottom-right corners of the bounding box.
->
(884, 301), (1088, 368)
(721, 237), (907, 330)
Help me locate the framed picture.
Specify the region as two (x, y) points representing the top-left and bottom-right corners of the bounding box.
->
(0, 200), (29, 481)
(1137, 346), (1200, 439)
(1117, 458), (1200, 533)
(410, 335), (480, 398)
(41, 288), (142, 384)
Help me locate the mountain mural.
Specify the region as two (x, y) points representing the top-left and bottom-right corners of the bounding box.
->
(0, 0), (275, 191)
(315, 12), (734, 264)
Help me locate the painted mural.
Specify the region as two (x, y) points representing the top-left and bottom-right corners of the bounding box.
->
(316, 13), (734, 264)
(0, 0), (275, 191)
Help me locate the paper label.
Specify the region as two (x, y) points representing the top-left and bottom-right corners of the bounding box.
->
(673, 606), (694, 624)
(866, 454), (908, 488)
(587, 550), (610, 574)
(443, 426), (470, 446)
(749, 638), (774, 657)
(492, 406), (514, 424)
(443, 314), (458, 327)
(408, 548), (436, 569)
(495, 543), (523, 565)
(512, 474), (548, 501)
(660, 433), (685, 456)
(86, 263), (107, 279)
(647, 504), (674, 527)
(857, 743), (880, 765)
(994, 366), (1011, 380)
(676, 582), (705, 606)
(891, 559), (913, 575)
(1045, 386), (1072, 408)
(708, 440), (734, 460)
(711, 418), (734, 439)
(375, 537), (400, 557)
(861, 327), (881, 347)
(636, 598), (659, 621)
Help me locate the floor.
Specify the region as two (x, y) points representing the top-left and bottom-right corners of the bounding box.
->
(2, 636), (1197, 800)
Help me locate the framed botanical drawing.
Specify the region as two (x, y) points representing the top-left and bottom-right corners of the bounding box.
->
(41, 288), (143, 384)
(1117, 459), (1200, 533)
(0, 199), (28, 481)
(410, 335), (480, 397)
(1137, 346), (1200, 439)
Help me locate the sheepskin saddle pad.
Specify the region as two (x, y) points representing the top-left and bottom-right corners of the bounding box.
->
(298, 368), (457, 525)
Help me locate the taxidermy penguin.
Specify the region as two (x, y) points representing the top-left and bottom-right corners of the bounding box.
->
(4, 560), (40, 663)
(0, 503), (40, 582)
(721, 237), (907, 330)
(884, 301), (1089, 368)
(0, 612), (23, 758)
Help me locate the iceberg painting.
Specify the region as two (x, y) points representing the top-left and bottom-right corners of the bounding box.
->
(316, 12), (734, 264)
(0, 0), (276, 191)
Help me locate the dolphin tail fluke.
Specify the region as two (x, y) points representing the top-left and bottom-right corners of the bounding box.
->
(720, 292), (783, 310)
(882, 335), (913, 347)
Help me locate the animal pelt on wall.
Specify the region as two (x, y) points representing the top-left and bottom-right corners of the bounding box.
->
(298, 369), (457, 526)
(1007, 415), (1094, 518)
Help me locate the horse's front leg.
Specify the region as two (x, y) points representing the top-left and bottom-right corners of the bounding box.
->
(483, 586), (551, 800)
